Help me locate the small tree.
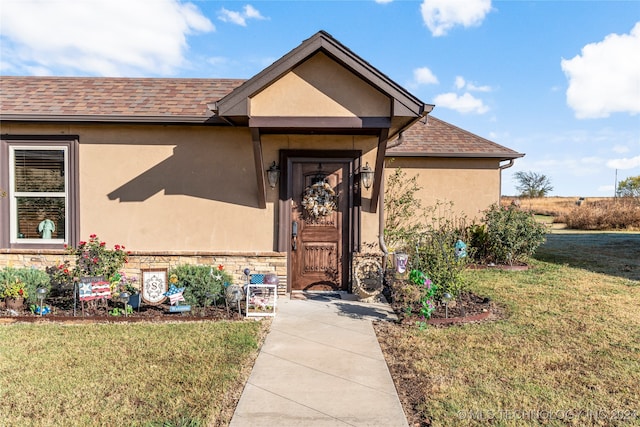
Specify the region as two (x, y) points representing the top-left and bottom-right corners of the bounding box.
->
(616, 175), (640, 198)
(513, 171), (553, 198)
(384, 168), (424, 251)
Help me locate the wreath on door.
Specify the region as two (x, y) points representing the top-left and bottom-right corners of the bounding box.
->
(301, 180), (337, 218)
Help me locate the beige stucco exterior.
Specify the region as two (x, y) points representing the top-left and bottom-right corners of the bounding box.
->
(251, 53), (390, 118)
(0, 122), (381, 254)
(384, 157), (502, 224)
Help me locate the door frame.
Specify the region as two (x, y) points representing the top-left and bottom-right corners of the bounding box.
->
(278, 150), (362, 293)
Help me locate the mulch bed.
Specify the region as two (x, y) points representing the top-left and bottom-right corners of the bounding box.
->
(0, 301), (244, 324)
(389, 290), (504, 327)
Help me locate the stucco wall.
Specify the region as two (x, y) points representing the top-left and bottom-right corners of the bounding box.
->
(251, 52), (390, 117)
(384, 157), (502, 224)
(1, 122), (381, 252)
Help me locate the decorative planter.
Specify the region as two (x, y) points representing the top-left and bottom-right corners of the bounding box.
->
(5, 297), (24, 310)
(128, 293), (141, 309)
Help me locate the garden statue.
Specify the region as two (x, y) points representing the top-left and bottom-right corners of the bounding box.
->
(38, 218), (55, 239)
(455, 239), (467, 259)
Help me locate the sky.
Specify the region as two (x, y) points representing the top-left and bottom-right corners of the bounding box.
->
(1, 0), (639, 197)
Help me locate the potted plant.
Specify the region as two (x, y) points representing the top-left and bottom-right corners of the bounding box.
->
(110, 272), (140, 309)
(1, 279), (29, 310)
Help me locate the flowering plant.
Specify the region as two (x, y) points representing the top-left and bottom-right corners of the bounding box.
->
(410, 269), (437, 327)
(301, 180), (336, 218)
(110, 271), (139, 298)
(47, 260), (73, 289)
(1, 279), (29, 300)
(66, 234), (129, 280)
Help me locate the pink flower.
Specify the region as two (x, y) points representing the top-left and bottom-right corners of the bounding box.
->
(79, 241), (86, 246)
(100, 242), (106, 247)
(114, 244), (120, 250)
(90, 234), (96, 239)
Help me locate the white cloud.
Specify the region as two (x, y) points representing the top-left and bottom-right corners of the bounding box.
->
(413, 67), (439, 85)
(218, 5), (266, 27)
(421, 0), (492, 37)
(454, 75), (491, 92)
(0, 0), (213, 76)
(433, 92), (489, 114)
(606, 155), (640, 169)
(561, 22), (640, 119)
(612, 144), (630, 154)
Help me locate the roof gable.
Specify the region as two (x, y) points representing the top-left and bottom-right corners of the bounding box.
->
(212, 31), (432, 134)
(250, 52), (391, 118)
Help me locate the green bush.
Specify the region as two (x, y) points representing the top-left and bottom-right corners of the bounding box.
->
(482, 204), (547, 265)
(0, 267), (50, 304)
(168, 265), (232, 307)
(384, 169), (469, 300)
(397, 202), (470, 300)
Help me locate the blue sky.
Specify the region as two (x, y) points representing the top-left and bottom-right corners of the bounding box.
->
(1, 0), (639, 196)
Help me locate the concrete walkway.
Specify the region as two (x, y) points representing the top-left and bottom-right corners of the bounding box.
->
(229, 294), (409, 427)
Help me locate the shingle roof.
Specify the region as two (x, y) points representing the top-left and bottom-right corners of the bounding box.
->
(387, 116), (523, 160)
(0, 76), (243, 118)
(0, 76), (522, 158)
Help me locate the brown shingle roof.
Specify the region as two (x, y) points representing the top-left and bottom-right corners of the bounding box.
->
(387, 116), (523, 160)
(0, 76), (243, 119)
(0, 76), (522, 158)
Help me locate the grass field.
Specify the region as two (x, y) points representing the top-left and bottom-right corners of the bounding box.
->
(376, 232), (640, 426)
(0, 320), (268, 426)
(501, 196), (611, 217)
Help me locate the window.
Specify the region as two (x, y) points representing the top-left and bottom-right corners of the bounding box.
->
(1, 136), (78, 248)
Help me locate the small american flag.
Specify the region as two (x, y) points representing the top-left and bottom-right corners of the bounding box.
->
(79, 280), (111, 301)
(164, 285), (185, 305)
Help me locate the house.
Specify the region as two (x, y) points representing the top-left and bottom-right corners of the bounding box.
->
(0, 31), (522, 294)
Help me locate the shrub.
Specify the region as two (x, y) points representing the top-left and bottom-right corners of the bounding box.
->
(0, 267), (50, 304)
(168, 264), (232, 307)
(482, 204), (547, 265)
(406, 202), (470, 299)
(384, 167), (424, 252)
(65, 234), (129, 281)
(559, 199), (640, 230)
(384, 169), (469, 300)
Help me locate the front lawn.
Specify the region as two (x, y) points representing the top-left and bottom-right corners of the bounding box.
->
(376, 233), (640, 426)
(0, 320), (268, 426)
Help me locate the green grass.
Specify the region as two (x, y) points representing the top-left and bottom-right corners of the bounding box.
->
(376, 233), (640, 426)
(0, 320), (268, 426)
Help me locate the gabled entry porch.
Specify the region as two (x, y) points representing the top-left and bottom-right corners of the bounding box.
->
(212, 31), (433, 293)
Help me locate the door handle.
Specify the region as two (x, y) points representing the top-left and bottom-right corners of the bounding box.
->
(292, 221), (298, 251)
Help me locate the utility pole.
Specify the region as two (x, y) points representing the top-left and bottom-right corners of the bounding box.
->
(614, 169), (618, 198)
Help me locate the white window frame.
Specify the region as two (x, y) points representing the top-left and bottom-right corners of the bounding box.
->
(9, 145), (69, 245)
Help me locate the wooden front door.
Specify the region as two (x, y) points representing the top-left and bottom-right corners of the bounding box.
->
(290, 161), (349, 291)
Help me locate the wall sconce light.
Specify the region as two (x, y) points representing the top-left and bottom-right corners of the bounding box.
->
(266, 161), (280, 189)
(360, 162), (374, 190)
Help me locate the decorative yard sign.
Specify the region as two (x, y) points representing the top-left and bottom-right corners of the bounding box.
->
(78, 276), (111, 301)
(164, 284), (191, 313)
(141, 269), (167, 305)
(78, 276), (111, 316)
